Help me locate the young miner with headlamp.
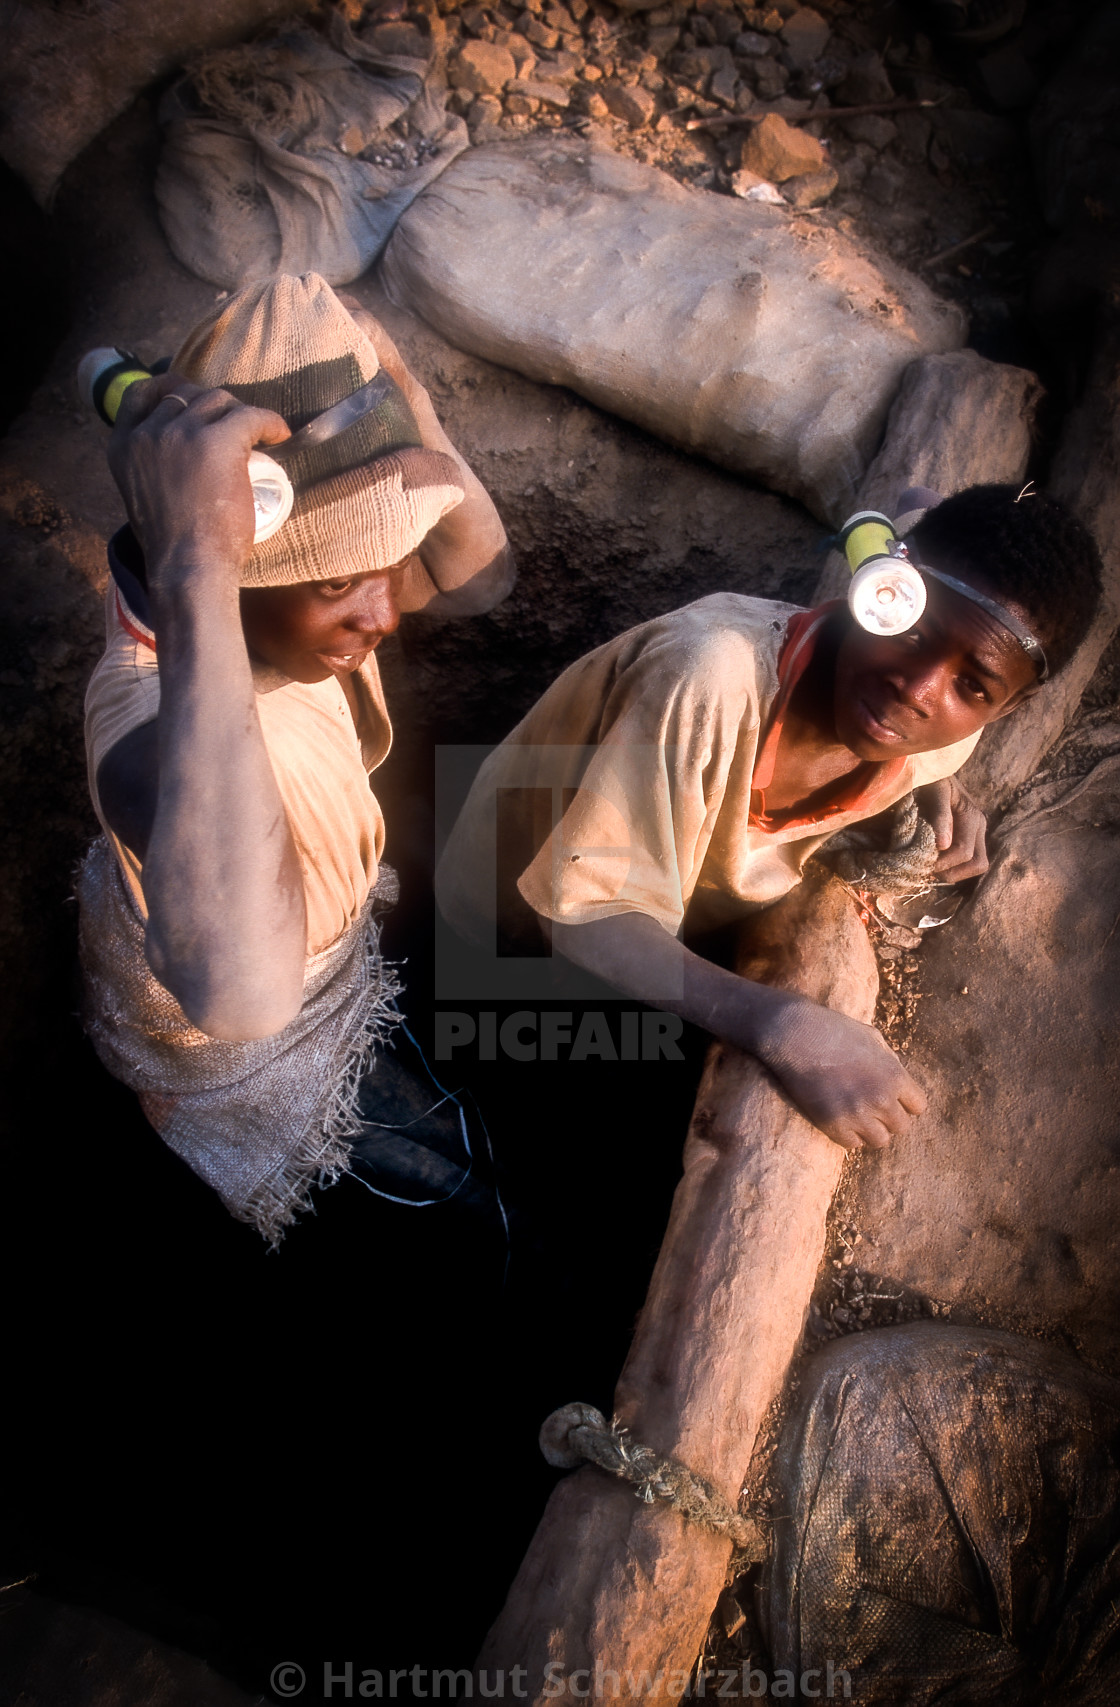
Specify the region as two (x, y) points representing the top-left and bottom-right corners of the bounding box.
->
(77, 273), (513, 1243)
(437, 483), (1102, 1153)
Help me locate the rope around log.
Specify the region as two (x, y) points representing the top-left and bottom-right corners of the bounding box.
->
(540, 1403), (763, 1555)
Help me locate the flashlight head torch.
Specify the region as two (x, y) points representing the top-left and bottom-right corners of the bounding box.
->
(77, 346), (425, 548)
(838, 508), (1048, 681)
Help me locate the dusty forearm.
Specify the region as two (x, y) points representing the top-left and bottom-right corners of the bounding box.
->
(551, 909), (927, 1151)
(143, 557), (306, 1039)
(342, 302), (514, 613)
(550, 912), (801, 1058)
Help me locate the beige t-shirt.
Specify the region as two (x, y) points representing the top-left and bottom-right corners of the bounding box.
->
(84, 583), (390, 957)
(436, 594), (981, 948)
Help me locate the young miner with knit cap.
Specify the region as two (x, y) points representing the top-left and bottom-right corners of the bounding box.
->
(78, 273), (513, 1243)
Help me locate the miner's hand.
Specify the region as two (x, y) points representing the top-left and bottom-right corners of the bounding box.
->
(108, 373), (289, 584)
(753, 995), (927, 1151)
(916, 775), (989, 882)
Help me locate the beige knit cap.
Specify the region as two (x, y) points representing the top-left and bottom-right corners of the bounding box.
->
(172, 273), (465, 588)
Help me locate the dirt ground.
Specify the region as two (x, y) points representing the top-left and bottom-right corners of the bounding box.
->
(1, 0), (1116, 1701)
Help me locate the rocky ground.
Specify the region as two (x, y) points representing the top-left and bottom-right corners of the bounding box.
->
(370, 0), (1093, 393)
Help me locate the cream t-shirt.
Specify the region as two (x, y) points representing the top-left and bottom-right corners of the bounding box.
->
(436, 594), (980, 949)
(84, 583), (390, 958)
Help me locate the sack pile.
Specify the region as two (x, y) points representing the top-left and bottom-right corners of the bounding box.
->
(156, 8), (468, 287)
(382, 134), (966, 522)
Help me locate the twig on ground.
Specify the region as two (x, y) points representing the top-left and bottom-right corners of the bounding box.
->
(687, 98), (945, 133)
(921, 224), (998, 269)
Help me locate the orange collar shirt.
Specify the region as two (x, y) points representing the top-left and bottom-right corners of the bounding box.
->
(437, 594), (981, 949)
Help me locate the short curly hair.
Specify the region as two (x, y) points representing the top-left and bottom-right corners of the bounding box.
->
(907, 484), (1103, 676)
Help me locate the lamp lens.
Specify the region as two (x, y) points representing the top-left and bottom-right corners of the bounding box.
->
(848, 560), (927, 636)
(246, 451), (295, 544)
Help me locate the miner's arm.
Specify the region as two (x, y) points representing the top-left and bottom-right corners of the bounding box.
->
(550, 912), (926, 1152)
(97, 375), (307, 1042)
(340, 301), (515, 617)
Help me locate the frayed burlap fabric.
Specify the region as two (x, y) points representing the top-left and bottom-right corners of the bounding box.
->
(173, 271), (464, 587)
(156, 9), (468, 288)
(77, 837), (401, 1245)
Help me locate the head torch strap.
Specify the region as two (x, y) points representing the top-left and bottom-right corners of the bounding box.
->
(918, 563), (1049, 681)
(268, 369), (420, 464)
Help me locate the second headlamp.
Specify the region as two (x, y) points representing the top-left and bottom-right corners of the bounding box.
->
(840, 511), (928, 637)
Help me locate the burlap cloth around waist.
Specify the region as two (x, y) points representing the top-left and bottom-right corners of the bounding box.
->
(77, 834), (400, 1244)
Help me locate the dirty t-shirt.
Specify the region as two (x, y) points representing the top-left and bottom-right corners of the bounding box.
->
(84, 578), (390, 959)
(436, 594), (980, 950)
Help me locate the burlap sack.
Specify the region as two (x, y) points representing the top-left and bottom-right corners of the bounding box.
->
(77, 836), (401, 1246)
(156, 11), (468, 288)
(769, 1324), (1120, 1705)
(172, 272), (465, 586)
(380, 135), (966, 524)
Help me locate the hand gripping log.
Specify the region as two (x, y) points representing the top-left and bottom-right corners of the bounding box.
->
(476, 864), (879, 1700)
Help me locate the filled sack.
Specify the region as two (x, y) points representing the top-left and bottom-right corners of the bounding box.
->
(381, 134), (965, 522)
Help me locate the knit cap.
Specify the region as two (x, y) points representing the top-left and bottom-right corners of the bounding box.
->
(172, 273), (464, 587)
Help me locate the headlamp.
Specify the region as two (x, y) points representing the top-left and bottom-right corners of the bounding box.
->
(78, 347), (424, 549)
(838, 508), (1048, 681)
(78, 346), (294, 546)
(842, 512), (928, 637)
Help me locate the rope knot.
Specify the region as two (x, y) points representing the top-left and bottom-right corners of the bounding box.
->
(539, 1403), (763, 1557)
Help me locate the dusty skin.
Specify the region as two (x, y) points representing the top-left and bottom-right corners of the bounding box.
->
(552, 591), (1038, 1151)
(97, 303), (515, 1043)
(106, 373), (307, 1041)
(98, 327), (1011, 1146)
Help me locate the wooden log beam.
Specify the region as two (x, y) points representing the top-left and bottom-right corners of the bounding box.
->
(477, 867), (878, 1701)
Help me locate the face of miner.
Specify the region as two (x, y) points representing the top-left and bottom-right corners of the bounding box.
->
(238, 555), (410, 684)
(831, 566), (1041, 761)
